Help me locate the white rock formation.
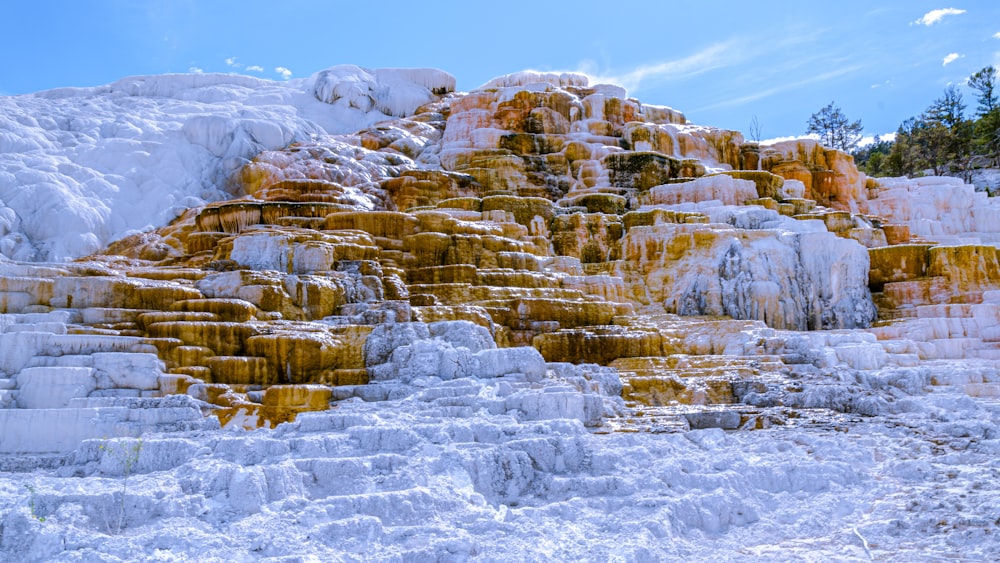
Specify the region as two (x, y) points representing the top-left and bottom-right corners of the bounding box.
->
(619, 204), (876, 330)
(0, 67), (999, 562)
(868, 175), (1000, 245)
(364, 321), (551, 393)
(0, 363), (997, 560)
(0, 67), (455, 261)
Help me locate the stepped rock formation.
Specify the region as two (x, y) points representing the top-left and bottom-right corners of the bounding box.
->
(1, 67), (999, 560)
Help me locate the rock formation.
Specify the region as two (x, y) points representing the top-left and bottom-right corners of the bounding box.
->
(3, 67), (1000, 437)
(1, 67), (999, 561)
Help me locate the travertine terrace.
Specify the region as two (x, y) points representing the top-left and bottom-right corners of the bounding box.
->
(1, 67), (998, 560)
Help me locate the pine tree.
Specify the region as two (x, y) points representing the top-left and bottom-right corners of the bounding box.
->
(896, 86), (975, 176)
(968, 67), (1000, 164)
(806, 101), (863, 152)
(925, 85), (966, 129)
(852, 138), (893, 176)
(968, 66), (998, 117)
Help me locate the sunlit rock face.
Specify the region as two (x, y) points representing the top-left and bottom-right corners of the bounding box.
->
(761, 139), (867, 213)
(617, 219), (875, 330)
(0, 67), (455, 262)
(867, 175), (1000, 245)
(1, 66), (999, 436)
(2, 67), (1000, 561)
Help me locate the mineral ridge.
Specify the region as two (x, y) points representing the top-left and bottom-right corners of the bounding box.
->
(0, 67), (998, 561)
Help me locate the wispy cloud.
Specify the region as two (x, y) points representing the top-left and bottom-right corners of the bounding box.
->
(913, 8), (966, 26)
(246, 65), (264, 73)
(695, 66), (863, 112)
(577, 40), (742, 94)
(188, 66), (204, 74)
(942, 52), (962, 66)
(994, 31), (1000, 39)
(225, 56), (242, 69)
(275, 67), (292, 80)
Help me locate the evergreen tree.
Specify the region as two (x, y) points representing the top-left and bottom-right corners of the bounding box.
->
(902, 87), (974, 176)
(910, 119), (957, 175)
(968, 67), (1000, 165)
(968, 66), (998, 117)
(806, 101), (864, 152)
(885, 120), (916, 177)
(852, 138), (894, 176)
(974, 110), (1000, 165)
(925, 85), (966, 129)
(886, 67), (1000, 179)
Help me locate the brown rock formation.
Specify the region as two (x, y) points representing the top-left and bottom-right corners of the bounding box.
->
(4, 71), (1000, 435)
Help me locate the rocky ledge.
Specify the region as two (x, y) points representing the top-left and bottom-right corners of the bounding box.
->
(1, 68), (998, 560)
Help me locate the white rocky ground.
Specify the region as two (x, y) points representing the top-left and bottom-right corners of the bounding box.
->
(0, 360), (997, 562)
(0, 66), (453, 261)
(1, 68), (999, 562)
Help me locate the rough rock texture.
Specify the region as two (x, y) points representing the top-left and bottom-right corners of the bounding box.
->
(2, 68), (1000, 561)
(0, 67), (456, 261)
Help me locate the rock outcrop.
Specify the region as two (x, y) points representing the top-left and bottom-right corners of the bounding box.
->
(1, 68), (999, 454)
(2, 66), (1000, 562)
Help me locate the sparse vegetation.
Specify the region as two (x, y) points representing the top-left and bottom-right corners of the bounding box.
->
(749, 115), (762, 143)
(99, 437), (143, 534)
(851, 65), (1000, 183)
(24, 485), (45, 522)
(807, 101), (863, 152)
(852, 137), (893, 177)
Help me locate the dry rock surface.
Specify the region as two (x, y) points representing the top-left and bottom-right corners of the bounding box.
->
(1, 67), (999, 561)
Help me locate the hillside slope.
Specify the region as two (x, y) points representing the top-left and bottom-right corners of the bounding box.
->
(1, 67), (999, 561)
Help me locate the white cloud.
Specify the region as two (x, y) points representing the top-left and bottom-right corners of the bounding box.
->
(942, 52), (962, 66)
(761, 133), (820, 145)
(913, 8), (966, 26)
(857, 132), (897, 147)
(245, 65), (264, 73)
(188, 67), (204, 74)
(275, 67), (292, 80)
(225, 57), (242, 69)
(994, 31), (1000, 39)
(763, 132), (896, 148)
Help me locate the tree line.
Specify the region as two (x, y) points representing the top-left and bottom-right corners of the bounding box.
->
(805, 66), (999, 182)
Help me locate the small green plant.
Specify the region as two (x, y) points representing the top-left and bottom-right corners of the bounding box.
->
(99, 437), (143, 534)
(24, 484), (45, 522)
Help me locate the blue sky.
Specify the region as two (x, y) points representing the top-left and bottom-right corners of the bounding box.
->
(3, 1), (999, 140)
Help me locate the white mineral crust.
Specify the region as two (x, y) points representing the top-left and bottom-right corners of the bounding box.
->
(0, 69), (998, 561)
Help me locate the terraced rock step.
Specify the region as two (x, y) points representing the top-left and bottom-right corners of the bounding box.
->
(1, 69), (1000, 455)
(1, 65), (1000, 561)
